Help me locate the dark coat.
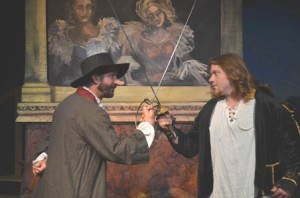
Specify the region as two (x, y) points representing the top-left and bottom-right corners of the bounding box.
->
(33, 93), (150, 198)
(170, 88), (300, 197)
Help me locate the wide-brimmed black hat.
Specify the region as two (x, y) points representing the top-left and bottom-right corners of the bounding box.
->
(71, 53), (129, 88)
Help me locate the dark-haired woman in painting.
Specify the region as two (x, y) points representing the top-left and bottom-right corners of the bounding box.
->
(47, 0), (120, 86)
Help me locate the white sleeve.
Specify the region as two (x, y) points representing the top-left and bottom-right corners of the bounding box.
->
(32, 152), (48, 165)
(137, 122), (155, 148)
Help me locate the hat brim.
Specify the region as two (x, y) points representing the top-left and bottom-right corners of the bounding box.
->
(70, 63), (129, 88)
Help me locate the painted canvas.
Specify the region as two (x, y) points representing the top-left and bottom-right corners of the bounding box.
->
(46, 0), (220, 86)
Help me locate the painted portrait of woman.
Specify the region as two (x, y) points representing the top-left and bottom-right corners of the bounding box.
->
(118, 0), (210, 86)
(47, 0), (220, 87)
(47, 0), (121, 86)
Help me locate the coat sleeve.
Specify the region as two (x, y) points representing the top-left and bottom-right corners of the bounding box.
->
(274, 103), (300, 196)
(34, 133), (50, 158)
(168, 99), (217, 158)
(80, 106), (150, 164)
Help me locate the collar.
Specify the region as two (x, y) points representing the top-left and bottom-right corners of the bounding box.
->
(76, 87), (105, 109)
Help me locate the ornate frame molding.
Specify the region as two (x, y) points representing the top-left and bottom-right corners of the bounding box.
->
(17, 101), (205, 122)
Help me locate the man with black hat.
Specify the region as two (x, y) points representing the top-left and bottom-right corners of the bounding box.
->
(32, 52), (156, 198)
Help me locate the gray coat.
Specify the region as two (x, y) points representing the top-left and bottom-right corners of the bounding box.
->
(33, 93), (149, 198)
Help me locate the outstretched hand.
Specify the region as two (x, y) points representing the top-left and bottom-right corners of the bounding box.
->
(157, 113), (175, 131)
(140, 105), (155, 125)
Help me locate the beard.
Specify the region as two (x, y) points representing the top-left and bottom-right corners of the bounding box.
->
(97, 83), (116, 98)
(211, 87), (223, 98)
(212, 90), (222, 98)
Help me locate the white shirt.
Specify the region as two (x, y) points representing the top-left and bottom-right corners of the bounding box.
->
(209, 99), (256, 198)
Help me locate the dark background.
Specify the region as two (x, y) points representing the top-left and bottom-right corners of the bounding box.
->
(243, 0), (300, 102)
(0, 0), (25, 175)
(0, 0), (299, 188)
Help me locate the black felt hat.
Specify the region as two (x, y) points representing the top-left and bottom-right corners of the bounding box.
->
(71, 53), (129, 88)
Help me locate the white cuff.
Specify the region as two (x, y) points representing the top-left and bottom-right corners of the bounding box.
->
(137, 122), (155, 148)
(32, 152), (48, 165)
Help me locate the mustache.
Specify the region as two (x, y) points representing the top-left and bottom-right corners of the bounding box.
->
(110, 84), (117, 89)
(97, 83), (117, 92)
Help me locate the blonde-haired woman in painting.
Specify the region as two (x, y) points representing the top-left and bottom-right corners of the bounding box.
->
(48, 0), (120, 86)
(118, 0), (209, 86)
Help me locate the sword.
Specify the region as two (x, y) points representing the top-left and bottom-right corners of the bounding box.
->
(106, 0), (198, 125)
(106, 0), (161, 109)
(154, 0), (198, 97)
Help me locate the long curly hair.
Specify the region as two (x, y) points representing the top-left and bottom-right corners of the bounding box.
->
(136, 0), (176, 26)
(209, 53), (260, 102)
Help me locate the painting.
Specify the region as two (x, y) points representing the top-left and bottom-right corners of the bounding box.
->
(46, 0), (220, 87)
(25, 0), (242, 104)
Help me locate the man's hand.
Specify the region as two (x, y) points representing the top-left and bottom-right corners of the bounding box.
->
(32, 159), (47, 176)
(141, 105), (155, 125)
(156, 113), (177, 142)
(157, 114), (174, 131)
(271, 186), (291, 198)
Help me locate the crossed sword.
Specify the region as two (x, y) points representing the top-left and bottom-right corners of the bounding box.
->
(106, 0), (198, 126)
